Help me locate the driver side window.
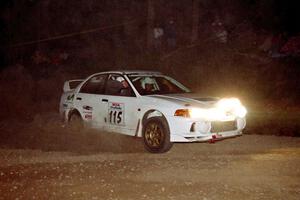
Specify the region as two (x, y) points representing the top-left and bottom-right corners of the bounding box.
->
(79, 74), (107, 94)
(105, 74), (135, 97)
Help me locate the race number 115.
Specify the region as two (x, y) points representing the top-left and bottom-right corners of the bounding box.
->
(109, 110), (122, 124)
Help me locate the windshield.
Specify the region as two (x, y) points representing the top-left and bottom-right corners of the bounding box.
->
(128, 74), (191, 95)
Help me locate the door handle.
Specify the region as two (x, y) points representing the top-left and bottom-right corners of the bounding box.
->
(102, 99), (108, 102)
(76, 97), (82, 100)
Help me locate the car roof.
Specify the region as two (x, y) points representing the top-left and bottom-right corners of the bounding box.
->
(94, 70), (162, 76)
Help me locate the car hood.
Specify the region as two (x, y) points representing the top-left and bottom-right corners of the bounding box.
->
(147, 93), (219, 108)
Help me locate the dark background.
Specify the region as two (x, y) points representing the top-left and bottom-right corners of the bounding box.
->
(0, 0), (299, 136)
(1, 0), (299, 67)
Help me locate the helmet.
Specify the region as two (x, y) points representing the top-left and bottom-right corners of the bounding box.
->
(141, 77), (153, 89)
(141, 77), (159, 91)
(116, 76), (125, 82)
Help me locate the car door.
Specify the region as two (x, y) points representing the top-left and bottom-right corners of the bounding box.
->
(74, 74), (108, 129)
(101, 74), (140, 136)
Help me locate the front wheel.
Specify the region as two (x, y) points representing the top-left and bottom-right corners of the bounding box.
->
(142, 117), (173, 153)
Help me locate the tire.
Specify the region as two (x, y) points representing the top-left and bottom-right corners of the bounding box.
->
(68, 112), (83, 130)
(142, 117), (173, 153)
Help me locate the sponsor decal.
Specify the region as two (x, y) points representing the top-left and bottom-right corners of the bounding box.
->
(83, 105), (93, 114)
(67, 94), (74, 101)
(83, 105), (93, 111)
(110, 102), (121, 110)
(85, 114), (92, 119)
(108, 102), (124, 125)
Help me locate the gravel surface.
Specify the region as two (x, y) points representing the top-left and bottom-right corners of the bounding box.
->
(0, 131), (299, 200)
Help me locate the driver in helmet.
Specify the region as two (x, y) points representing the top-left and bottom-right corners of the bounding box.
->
(116, 76), (129, 89)
(115, 76), (132, 96)
(141, 77), (158, 94)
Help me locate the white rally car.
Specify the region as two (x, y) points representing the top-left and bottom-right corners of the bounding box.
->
(59, 70), (247, 153)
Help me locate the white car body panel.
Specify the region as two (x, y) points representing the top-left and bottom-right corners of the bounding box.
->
(60, 70), (246, 144)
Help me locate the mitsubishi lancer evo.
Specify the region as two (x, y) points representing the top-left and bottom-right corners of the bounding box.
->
(60, 70), (247, 153)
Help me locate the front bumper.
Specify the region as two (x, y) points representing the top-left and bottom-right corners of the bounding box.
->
(171, 130), (243, 142)
(167, 116), (246, 142)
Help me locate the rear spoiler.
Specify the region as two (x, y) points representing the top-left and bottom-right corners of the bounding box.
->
(63, 79), (84, 92)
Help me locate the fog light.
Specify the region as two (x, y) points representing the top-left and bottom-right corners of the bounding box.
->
(194, 121), (211, 133)
(190, 122), (196, 132)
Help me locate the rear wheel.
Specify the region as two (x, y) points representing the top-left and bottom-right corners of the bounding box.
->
(142, 117), (173, 153)
(68, 112), (83, 130)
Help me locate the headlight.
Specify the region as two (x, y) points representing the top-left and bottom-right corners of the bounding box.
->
(174, 98), (247, 120)
(189, 108), (225, 120)
(235, 105), (247, 118)
(174, 108), (225, 121)
(217, 98), (241, 109)
(217, 98), (247, 118)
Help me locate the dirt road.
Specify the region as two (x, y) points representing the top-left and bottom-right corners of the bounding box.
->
(0, 130), (299, 200)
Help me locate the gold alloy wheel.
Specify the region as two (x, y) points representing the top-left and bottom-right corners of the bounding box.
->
(145, 122), (164, 148)
(142, 117), (173, 153)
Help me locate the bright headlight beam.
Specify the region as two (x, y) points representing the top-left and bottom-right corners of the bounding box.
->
(217, 98), (241, 109)
(189, 98), (247, 120)
(218, 98), (247, 118)
(235, 106), (247, 118)
(189, 108), (225, 121)
(189, 108), (206, 119)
